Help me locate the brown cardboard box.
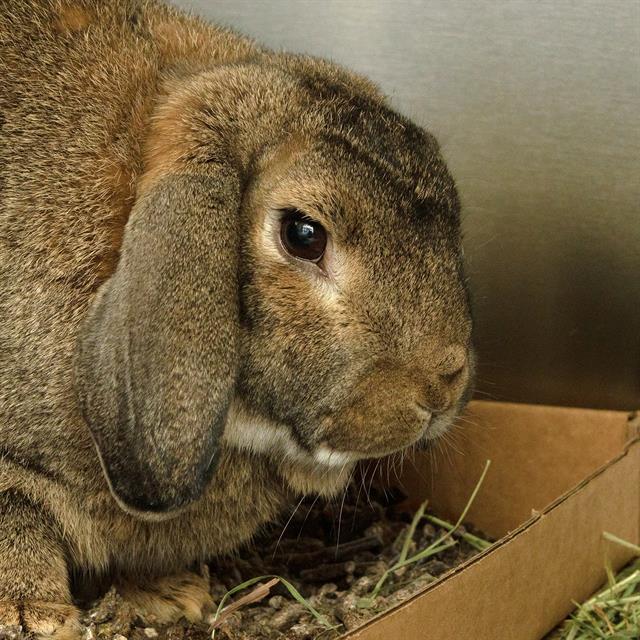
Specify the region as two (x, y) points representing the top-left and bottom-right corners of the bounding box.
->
(343, 401), (639, 640)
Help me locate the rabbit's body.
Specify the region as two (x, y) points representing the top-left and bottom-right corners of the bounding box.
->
(1, 1), (473, 636)
(0, 0), (289, 629)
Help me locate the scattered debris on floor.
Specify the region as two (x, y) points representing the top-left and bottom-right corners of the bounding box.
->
(81, 466), (490, 640)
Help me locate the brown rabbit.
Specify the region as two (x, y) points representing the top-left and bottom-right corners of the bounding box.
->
(0, 0), (474, 637)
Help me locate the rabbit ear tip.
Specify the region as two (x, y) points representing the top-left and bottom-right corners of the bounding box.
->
(104, 461), (219, 521)
(87, 412), (223, 520)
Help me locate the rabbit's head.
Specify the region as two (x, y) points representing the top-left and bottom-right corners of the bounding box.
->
(75, 59), (473, 519)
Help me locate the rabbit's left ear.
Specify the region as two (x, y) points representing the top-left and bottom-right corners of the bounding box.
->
(75, 170), (240, 518)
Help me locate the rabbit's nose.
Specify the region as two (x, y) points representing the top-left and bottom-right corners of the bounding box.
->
(417, 345), (469, 412)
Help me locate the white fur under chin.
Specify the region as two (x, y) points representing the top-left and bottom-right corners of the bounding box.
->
(312, 445), (359, 468)
(222, 400), (360, 471)
(222, 400), (456, 496)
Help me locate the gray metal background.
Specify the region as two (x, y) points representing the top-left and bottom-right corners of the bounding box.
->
(175, 0), (639, 410)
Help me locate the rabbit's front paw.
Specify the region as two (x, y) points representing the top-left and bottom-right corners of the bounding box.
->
(0, 600), (81, 640)
(116, 572), (213, 624)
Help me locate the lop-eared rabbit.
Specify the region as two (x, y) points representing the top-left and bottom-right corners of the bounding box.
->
(0, 0), (473, 636)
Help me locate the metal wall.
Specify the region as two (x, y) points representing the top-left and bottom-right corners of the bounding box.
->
(175, 0), (640, 410)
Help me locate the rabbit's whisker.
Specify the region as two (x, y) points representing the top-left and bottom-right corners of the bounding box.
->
(271, 493), (307, 559)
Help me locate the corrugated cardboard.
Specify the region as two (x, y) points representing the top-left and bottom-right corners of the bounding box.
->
(342, 401), (639, 640)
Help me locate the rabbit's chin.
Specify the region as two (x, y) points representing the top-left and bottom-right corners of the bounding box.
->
(222, 399), (361, 496)
(223, 400), (367, 475)
(222, 399), (449, 496)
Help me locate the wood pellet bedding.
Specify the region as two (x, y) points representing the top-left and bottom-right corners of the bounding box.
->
(0, 484), (487, 640)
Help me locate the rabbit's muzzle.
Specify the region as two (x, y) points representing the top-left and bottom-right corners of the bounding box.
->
(318, 344), (472, 459)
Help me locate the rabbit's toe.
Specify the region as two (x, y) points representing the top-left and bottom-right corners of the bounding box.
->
(0, 601), (81, 640)
(116, 572), (213, 624)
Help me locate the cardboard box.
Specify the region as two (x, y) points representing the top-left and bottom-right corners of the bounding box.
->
(343, 401), (639, 640)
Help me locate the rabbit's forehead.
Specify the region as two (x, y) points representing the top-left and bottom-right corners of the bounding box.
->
(271, 142), (458, 230)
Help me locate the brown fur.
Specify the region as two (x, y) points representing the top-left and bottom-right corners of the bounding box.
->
(0, 0), (473, 636)
(116, 573), (213, 623)
(53, 5), (92, 34)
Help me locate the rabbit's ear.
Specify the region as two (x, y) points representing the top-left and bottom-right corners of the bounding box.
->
(75, 171), (240, 518)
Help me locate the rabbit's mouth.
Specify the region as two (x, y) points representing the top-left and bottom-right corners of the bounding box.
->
(223, 398), (361, 470)
(422, 408), (459, 441)
(223, 397), (455, 473)
(222, 397), (466, 497)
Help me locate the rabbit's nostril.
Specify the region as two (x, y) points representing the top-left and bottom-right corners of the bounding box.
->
(436, 345), (467, 386)
(440, 364), (465, 387)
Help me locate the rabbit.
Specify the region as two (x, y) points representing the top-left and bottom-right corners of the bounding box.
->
(0, 0), (474, 637)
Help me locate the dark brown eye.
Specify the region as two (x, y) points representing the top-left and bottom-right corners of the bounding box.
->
(279, 210), (327, 263)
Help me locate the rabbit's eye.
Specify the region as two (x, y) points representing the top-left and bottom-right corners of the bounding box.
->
(279, 210), (327, 263)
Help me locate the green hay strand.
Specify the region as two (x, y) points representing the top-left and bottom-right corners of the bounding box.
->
(553, 532), (640, 639)
(210, 574), (338, 639)
(358, 459), (492, 608)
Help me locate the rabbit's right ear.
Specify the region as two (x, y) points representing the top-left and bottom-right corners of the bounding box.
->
(75, 169), (241, 518)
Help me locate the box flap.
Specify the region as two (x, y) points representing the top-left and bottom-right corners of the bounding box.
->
(400, 400), (632, 537)
(345, 438), (640, 640)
